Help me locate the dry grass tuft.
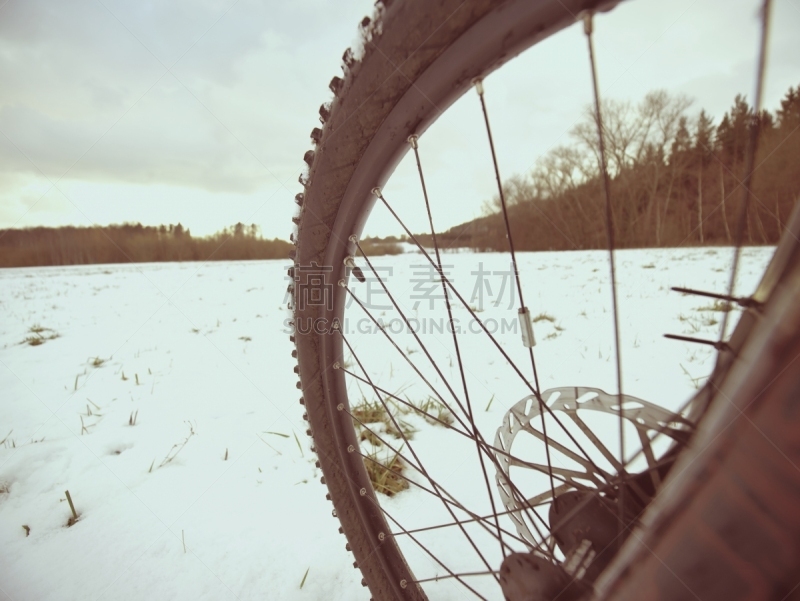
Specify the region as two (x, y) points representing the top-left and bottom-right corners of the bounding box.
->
(349, 394), (454, 496)
(351, 399), (388, 425)
(696, 300), (733, 313)
(407, 396), (454, 428)
(22, 324), (58, 346)
(364, 449), (409, 497)
(158, 422), (196, 468)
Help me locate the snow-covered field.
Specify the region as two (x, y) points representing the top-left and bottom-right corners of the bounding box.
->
(0, 247), (773, 601)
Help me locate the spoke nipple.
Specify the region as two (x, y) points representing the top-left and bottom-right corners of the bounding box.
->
(337, 403), (344, 411)
(333, 361), (341, 369)
(348, 234), (358, 243)
(378, 531), (385, 541)
(371, 187), (381, 197)
(347, 445), (354, 453)
(359, 487), (367, 496)
(581, 11), (594, 35)
(344, 255), (356, 268)
(332, 509), (337, 517)
(407, 134), (418, 149)
(518, 306), (536, 348)
(400, 579), (407, 589)
(338, 279), (347, 288)
(472, 77), (484, 95)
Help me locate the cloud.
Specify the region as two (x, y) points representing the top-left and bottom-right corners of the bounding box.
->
(0, 0), (796, 240)
(0, 0), (364, 196)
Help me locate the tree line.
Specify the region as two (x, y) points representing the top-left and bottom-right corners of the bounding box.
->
(440, 83), (800, 251)
(0, 222), (293, 268)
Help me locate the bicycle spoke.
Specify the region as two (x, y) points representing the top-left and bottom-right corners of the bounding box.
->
(670, 286), (762, 310)
(566, 411), (623, 471)
(664, 333), (730, 352)
(719, 0), (772, 343)
(525, 482), (580, 508)
(413, 570), (500, 585)
(396, 504), (559, 538)
(408, 135), (506, 557)
(474, 79), (559, 511)
(582, 11), (626, 535)
(356, 448), (532, 550)
(374, 503), (492, 600)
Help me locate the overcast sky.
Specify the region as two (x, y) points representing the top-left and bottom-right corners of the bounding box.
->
(1, 0), (798, 240)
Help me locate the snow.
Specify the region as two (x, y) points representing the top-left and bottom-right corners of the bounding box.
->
(0, 247), (773, 600)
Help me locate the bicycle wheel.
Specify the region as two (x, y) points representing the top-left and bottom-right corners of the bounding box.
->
(289, 1), (800, 599)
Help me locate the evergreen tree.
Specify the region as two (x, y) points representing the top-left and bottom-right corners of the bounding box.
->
(776, 86), (800, 129)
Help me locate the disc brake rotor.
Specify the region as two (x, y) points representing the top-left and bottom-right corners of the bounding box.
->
(493, 386), (693, 549)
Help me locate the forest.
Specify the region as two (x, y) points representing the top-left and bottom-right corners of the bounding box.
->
(2, 85), (797, 267)
(0, 222), (292, 268)
(429, 83), (800, 252)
